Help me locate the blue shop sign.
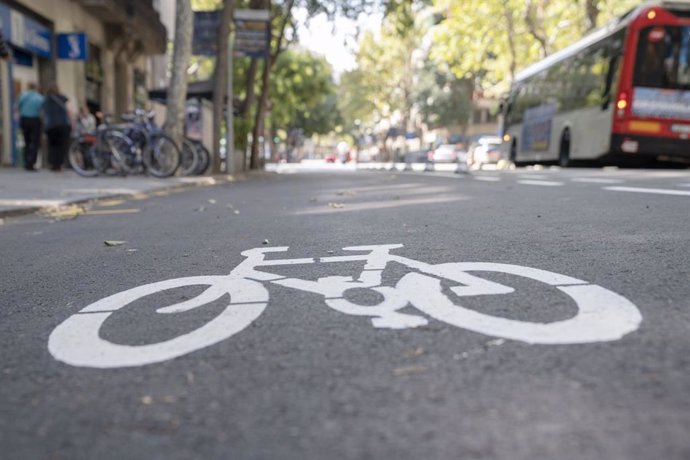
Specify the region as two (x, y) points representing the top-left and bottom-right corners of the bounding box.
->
(3, 6), (52, 58)
(18, 15), (52, 58)
(57, 33), (87, 60)
(0, 4), (10, 35)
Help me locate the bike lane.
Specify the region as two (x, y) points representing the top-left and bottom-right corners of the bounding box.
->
(0, 170), (688, 460)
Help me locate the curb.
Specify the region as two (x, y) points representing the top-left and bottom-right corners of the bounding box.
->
(0, 174), (244, 220)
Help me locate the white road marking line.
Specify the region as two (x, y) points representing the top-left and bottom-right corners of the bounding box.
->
(474, 176), (501, 182)
(519, 175), (549, 180)
(518, 180), (564, 187)
(572, 178), (624, 184)
(605, 186), (690, 197)
(0, 199), (65, 207)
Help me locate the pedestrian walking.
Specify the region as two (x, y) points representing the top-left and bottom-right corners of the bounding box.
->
(42, 83), (72, 172)
(17, 83), (45, 171)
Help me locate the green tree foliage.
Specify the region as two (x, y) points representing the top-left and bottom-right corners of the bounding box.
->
(431, 0), (642, 92)
(413, 62), (472, 130)
(337, 69), (377, 132)
(353, 19), (419, 129)
(269, 50), (339, 136)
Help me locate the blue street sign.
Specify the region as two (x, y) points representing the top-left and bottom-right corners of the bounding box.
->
(234, 9), (270, 59)
(57, 33), (88, 60)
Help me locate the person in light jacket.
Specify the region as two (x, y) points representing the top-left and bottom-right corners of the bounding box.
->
(17, 83), (45, 171)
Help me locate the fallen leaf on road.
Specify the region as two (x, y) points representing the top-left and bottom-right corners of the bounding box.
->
(45, 206), (85, 221)
(393, 366), (428, 377)
(208, 199), (217, 204)
(85, 208), (141, 216)
(486, 338), (506, 348)
(262, 239), (270, 245)
(328, 202), (345, 209)
(337, 190), (357, 196)
(104, 240), (126, 247)
(141, 396), (153, 405)
(234, 210), (240, 215)
(97, 199), (125, 207)
(403, 347), (425, 358)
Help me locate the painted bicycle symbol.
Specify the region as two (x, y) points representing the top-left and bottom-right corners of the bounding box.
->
(49, 244), (643, 368)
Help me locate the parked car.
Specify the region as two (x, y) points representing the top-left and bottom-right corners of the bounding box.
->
(429, 144), (467, 163)
(468, 136), (503, 169)
(404, 150), (428, 163)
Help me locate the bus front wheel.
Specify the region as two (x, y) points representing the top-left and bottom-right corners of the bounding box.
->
(559, 130), (571, 168)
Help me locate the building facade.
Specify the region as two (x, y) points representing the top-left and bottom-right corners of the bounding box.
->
(0, 0), (167, 166)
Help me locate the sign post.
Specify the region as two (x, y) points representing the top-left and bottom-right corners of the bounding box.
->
(226, 26), (234, 174)
(229, 10), (270, 173)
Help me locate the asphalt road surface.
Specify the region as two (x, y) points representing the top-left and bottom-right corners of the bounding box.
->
(1, 167), (689, 460)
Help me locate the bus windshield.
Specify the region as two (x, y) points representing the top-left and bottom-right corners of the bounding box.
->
(634, 25), (690, 89)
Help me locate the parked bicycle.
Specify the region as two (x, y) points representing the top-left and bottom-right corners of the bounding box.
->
(68, 116), (135, 177)
(48, 244), (643, 368)
(119, 109), (181, 178)
(180, 138), (210, 176)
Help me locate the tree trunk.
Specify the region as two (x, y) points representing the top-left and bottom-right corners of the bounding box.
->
(164, 0), (193, 148)
(212, 0), (234, 174)
(249, 0), (295, 169)
(524, 0), (550, 58)
(250, 58), (270, 169)
(585, 0), (600, 31)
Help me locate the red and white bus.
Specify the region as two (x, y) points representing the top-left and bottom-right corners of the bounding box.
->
(503, 1), (690, 166)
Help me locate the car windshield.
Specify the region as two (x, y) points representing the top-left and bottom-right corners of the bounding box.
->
(634, 26), (690, 89)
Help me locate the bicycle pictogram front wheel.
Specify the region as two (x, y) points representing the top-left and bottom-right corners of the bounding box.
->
(397, 263), (643, 344)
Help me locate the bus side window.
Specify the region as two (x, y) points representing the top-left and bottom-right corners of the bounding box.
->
(602, 53), (620, 110)
(602, 32), (625, 110)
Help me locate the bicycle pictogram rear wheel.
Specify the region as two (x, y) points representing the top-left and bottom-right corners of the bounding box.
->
(48, 276), (268, 368)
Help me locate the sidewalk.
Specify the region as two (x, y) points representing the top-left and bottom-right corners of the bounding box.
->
(0, 167), (234, 218)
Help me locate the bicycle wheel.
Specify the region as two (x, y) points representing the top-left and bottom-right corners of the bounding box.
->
(103, 130), (136, 175)
(143, 133), (181, 177)
(48, 276), (269, 368)
(397, 263), (642, 344)
(68, 138), (101, 177)
(192, 141), (210, 175)
(179, 139), (200, 176)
